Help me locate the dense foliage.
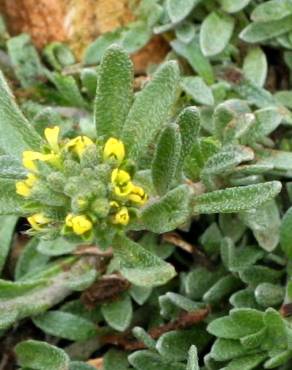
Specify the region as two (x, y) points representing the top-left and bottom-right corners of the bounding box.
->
(1, 0), (292, 369)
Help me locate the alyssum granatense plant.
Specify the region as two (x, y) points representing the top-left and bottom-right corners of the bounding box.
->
(0, 44), (283, 333)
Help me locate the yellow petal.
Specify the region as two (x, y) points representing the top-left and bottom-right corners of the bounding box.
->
(128, 185), (148, 205)
(27, 213), (50, 230)
(103, 138), (125, 163)
(16, 181), (31, 197)
(22, 151), (43, 171)
(113, 207), (130, 225)
(44, 126), (60, 152)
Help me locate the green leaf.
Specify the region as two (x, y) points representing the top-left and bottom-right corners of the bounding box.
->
(166, 0), (200, 23)
(224, 353), (266, 370)
(0, 258), (95, 329)
(132, 327), (156, 349)
(113, 234), (176, 287)
(70, 362), (96, 370)
(15, 340), (70, 370)
(256, 149), (292, 172)
(254, 283), (285, 308)
(37, 237), (78, 256)
(263, 308), (288, 350)
(7, 33), (44, 88)
(122, 61), (180, 160)
(156, 329), (208, 361)
(280, 207), (292, 258)
(181, 77), (214, 106)
(200, 11), (235, 57)
(152, 123), (182, 195)
(101, 293), (132, 332)
(211, 338), (249, 361)
(141, 185), (191, 233)
(49, 73), (88, 109)
(94, 45), (133, 138)
(0, 155), (26, 179)
(243, 47), (267, 87)
(203, 275), (241, 304)
(0, 179), (26, 215)
(239, 266), (282, 288)
(264, 350), (292, 369)
(33, 310), (97, 341)
(0, 216), (18, 273)
(247, 107), (283, 141)
(219, 0), (251, 13)
(251, 0), (292, 22)
(186, 345), (199, 370)
(185, 267), (224, 300)
(240, 15), (292, 43)
(103, 349), (130, 370)
(0, 71), (41, 156)
(83, 29), (124, 65)
(240, 200), (280, 252)
(171, 39), (214, 84)
(176, 106), (201, 162)
(207, 309), (264, 339)
(121, 21), (152, 54)
(128, 350), (185, 370)
(192, 182), (282, 214)
(201, 145), (254, 177)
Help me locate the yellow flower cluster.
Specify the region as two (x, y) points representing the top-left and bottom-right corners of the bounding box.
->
(105, 138), (148, 226)
(16, 127), (148, 236)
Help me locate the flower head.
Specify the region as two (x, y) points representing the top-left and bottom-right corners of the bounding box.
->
(65, 214), (93, 235)
(113, 207), (130, 225)
(27, 213), (50, 230)
(111, 168), (133, 196)
(65, 136), (94, 157)
(103, 138), (125, 164)
(128, 185), (148, 205)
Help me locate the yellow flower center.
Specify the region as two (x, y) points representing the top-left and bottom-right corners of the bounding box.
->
(27, 213), (50, 230)
(113, 207), (130, 225)
(65, 136), (94, 157)
(111, 168), (133, 196)
(65, 214), (93, 235)
(103, 138), (125, 164)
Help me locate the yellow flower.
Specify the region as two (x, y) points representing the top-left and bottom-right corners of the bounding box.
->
(22, 151), (59, 172)
(103, 138), (125, 163)
(65, 214), (93, 235)
(113, 207), (130, 225)
(27, 213), (50, 230)
(65, 136), (94, 157)
(111, 168), (133, 196)
(16, 174), (38, 197)
(128, 185), (148, 205)
(45, 126), (60, 153)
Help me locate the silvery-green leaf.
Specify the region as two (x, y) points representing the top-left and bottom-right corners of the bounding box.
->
(251, 0), (292, 22)
(181, 76), (214, 106)
(200, 11), (235, 56)
(219, 0), (252, 13)
(243, 47), (267, 87)
(166, 0), (201, 23)
(240, 15), (292, 43)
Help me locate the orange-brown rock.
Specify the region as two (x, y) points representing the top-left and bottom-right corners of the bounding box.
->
(0, 0), (169, 72)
